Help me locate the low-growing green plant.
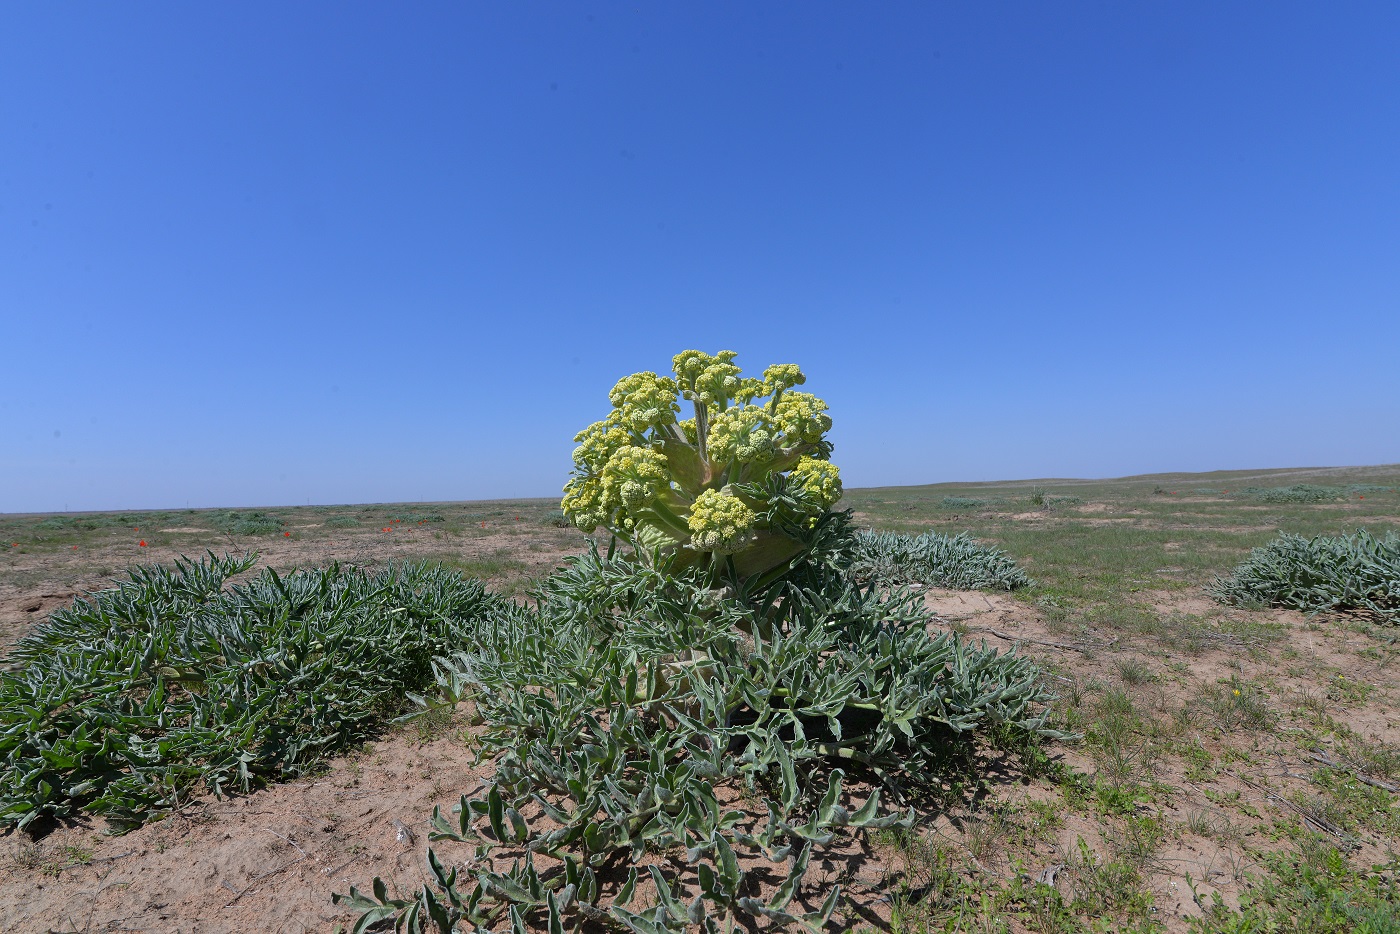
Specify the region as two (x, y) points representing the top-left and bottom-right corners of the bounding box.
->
(1189, 843), (1400, 933)
(1235, 484), (1345, 503)
(850, 529), (1032, 591)
(939, 495), (986, 509)
(1209, 529), (1400, 623)
(324, 515), (361, 528)
(209, 510), (285, 535)
(0, 553), (513, 831)
(339, 534), (1063, 932)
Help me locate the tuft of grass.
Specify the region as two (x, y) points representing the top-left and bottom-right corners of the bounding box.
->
(324, 516), (361, 528)
(1115, 657), (1154, 685)
(1200, 678), (1276, 732)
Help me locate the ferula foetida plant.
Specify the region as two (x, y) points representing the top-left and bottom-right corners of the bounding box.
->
(562, 350), (841, 577)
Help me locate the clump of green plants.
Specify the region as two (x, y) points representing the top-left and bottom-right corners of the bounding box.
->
(1235, 484), (1345, 503)
(561, 349), (842, 582)
(209, 510), (285, 535)
(850, 529), (1032, 591)
(395, 512), (447, 524)
(0, 553), (513, 831)
(1209, 529), (1400, 623)
(939, 495), (986, 509)
(341, 531), (1062, 932)
(1189, 842), (1400, 933)
(324, 515), (361, 528)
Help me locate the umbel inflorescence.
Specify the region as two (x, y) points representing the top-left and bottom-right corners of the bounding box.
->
(562, 350), (841, 577)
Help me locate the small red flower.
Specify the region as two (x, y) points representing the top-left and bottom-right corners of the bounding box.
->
(134, 527), (139, 532)
(480, 522), (486, 528)
(72, 545), (78, 550)
(139, 540), (147, 547)
(1359, 495), (1365, 500)
(284, 531), (291, 537)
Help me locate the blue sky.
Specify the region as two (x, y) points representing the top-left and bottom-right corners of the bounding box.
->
(3, 2), (1397, 512)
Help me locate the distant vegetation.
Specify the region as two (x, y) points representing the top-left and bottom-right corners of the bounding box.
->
(209, 510), (285, 535)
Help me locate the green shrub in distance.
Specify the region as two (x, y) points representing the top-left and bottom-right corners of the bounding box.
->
(210, 510), (285, 535)
(851, 529), (1032, 591)
(940, 495), (986, 509)
(1236, 484), (1344, 503)
(1210, 529), (1400, 623)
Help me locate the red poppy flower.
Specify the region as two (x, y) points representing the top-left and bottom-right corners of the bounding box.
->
(284, 531), (291, 537)
(139, 540), (147, 547)
(72, 545), (78, 550)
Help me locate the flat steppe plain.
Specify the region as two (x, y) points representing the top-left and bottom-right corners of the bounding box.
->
(1, 464), (1398, 933)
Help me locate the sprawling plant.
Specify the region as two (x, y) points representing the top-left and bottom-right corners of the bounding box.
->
(0, 554), (515, 831)
(851, 530), (1032, 591)
(1210, 529), (1400, 623)
(562, 350), (842, 581)
(340, 543), (1061, 933)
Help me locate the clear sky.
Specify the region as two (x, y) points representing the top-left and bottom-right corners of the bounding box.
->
(3, 3), (1397, 513)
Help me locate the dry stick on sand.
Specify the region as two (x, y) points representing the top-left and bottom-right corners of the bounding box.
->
(969, 627), (1118, 655)
(1308, 752), (1400, 792)
(1228, 771), (1350, 841)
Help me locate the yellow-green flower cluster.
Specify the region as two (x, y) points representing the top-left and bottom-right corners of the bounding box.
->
(790, 456), (842, 509)
(773, 392), (831, 444)
(601, 446), (669, 512)
(571, 419), (631, 473)
(561, 475), (608, 533)
(686, 489), (756, 553)
(707, 406), (776, 464)
(561, 350), (842, 562)
(608, 372), (680, 433)
(762, 363), (805, 396)
(672, 350), (761, 410)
